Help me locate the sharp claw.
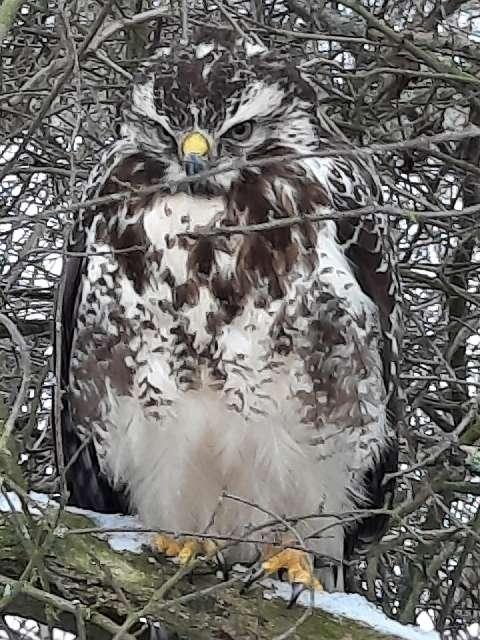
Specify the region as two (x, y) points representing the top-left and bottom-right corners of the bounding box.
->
(288, 582), (307, 608)
(178, 539), (201, 564)
(260, 547), (323, 606)
(241, 566), (265, 593)
(277, 567), (287, 582)
(152, 534), (183, 557)
(216, 551), (229, 581)
(147, 620), (170, 640)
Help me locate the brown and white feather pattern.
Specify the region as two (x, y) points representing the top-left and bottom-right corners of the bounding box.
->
(58, 36), (401, 591)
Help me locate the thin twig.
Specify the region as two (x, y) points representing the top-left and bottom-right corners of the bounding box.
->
(0, 314), (31, 452)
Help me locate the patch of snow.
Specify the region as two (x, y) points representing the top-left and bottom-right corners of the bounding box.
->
(244, 40), (267, 57)
(0, 491), (150, 553)
(2, 492), (443, 639)
(0, 490), (50, 513)
(68, 508), (149, 553)
(28, 491), (51, 504)
(267, 582), (441, 640)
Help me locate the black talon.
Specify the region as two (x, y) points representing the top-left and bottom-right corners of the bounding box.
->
(216, 551), (229, 581)
(277, 567), (288, 582)
(288, 582), (307, 608)
(241, 566), (265, 593)
(147, 620), (172, 640)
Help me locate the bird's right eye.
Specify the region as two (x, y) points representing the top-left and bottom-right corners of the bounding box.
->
(223, 120), (254, 143)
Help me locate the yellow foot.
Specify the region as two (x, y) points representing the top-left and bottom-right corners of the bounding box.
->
(256, 547), (323, 606)
(152, 535), (219, 566)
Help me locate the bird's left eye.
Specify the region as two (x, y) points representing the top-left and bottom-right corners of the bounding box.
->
(224, 120), (254, 142)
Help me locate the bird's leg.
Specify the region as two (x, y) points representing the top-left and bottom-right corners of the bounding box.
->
(244, 541), (323, 606)
(263, 546), (323, 604)
(154, 535), (324, 604)
(152, 535), (183, 558)
(153, 535), (221, 566)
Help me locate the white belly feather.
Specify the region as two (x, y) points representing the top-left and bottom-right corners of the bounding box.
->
(89, 193), (386, 565)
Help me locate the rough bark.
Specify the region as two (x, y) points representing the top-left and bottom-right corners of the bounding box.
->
(0, 507), (406, 640)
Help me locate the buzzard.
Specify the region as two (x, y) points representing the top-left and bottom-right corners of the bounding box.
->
(56, 31), (401, 596)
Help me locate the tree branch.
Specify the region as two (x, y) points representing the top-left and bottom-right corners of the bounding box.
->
(0, 0), (22, 40)
(0, 505), (416, 640)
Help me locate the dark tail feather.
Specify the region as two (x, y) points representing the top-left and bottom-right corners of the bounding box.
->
(343, 440), (398, 591)
(55, 403), (129, 514)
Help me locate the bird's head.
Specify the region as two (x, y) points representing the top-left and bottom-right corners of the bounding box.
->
(121, 30), (323, 195)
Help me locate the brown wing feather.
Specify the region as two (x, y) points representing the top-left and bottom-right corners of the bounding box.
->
(329, 163), (401, 578)
(54, 223), (128, 513)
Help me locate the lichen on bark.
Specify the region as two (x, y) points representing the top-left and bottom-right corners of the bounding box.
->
(1, 505), (405, 639)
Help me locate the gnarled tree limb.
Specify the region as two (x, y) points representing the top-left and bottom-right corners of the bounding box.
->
(0, 506), (410, 640)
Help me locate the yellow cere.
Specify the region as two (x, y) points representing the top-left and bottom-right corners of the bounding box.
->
(182, 131), (210, 157)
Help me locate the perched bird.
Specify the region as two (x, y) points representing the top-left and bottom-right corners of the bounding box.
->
(56, 30), (401, 596)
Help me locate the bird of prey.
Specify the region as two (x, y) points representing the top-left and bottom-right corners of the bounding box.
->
(56, 30), (401, 596)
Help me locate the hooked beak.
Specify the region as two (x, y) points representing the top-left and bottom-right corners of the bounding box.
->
(182, 131), (210, 176)
(184, 153), (207, 176)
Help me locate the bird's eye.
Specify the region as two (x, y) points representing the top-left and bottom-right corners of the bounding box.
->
(224, 120), (254, 142)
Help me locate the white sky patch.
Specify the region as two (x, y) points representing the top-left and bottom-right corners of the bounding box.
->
(195, 42), (215, 59)
(44, 252), (63, 276)
(3, 615), (75, 640)
(244, 40), (267, 57)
